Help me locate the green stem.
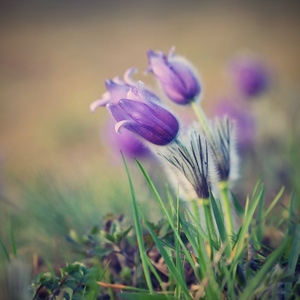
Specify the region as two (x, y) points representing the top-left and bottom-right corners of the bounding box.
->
(199, 198), (217, 243)
(191, 101), (213, 140)
(191, 199), (201, 225)
(219, 181), (234, 241)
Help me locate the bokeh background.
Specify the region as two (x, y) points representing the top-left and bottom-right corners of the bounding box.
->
(0, 0), (299, 262)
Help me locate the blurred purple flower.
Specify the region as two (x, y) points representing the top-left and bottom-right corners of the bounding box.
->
(229, 55), (269, 98)
(104, 117), (150, 160)
(91, 69), (179, 146)
(147, 47), (201, 105)
(210, 98), (256, 149)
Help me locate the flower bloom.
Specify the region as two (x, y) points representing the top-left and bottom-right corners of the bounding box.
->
(147, 47), (201, 105)
(229, 55), (269, 98)
(90, 69), (179, 146)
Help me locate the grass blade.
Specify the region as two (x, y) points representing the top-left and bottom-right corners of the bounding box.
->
(8, 212), (17, 258)
(122, 154), (154, 294)
(256, 188), (264, 244)
(210, 193), (232, 258)
(136, 159), (195, 269)
(285, 224), (300, 296)
(231, 185), (264, 267)
(263, 187), (285, 219)
(240, 237), (290, 300)
(145, 256), (168, 293)
(251, 174), (262, 199)
(231, 192), (244, 218)
(141, 211), (192, 300)
(0, 236), (10, 261)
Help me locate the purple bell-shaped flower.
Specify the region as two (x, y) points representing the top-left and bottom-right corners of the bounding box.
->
(91, 69), (179, 146)
(147, 47), (201, 105)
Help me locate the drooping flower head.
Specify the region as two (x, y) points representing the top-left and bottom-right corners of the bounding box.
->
(147, 47), (201, 105)
(229, 55), (269, 98)
(91, 69), (180, 146)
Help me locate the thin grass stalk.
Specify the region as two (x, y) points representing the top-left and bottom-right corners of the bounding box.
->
(8, 211), (17, 258)
(122, 154), (154, 294)
(140, 212), (193, 300)
(210, 193), (232, 259)
(200, 198), (217, 244)
(136, 159), (196, 270)
(219, 181), (234, 241)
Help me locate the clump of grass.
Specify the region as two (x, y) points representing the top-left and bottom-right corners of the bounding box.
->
(24, 157), (299, 299)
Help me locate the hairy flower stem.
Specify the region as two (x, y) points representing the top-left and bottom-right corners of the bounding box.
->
(219, 181), (234, 242)
(199, 198), (217, 244)
(191, 101), (213, 141)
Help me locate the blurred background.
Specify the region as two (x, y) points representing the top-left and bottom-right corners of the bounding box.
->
(0, 0), (299, 262)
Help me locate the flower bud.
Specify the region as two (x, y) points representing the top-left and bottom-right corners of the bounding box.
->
(91, 69), (179, 146)
(147, 47), (201, 105)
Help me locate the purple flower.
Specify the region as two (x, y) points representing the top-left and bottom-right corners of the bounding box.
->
(147, 47), (201, 105)
(91, 69), (179, 146)
(229, 55), (269, 98)
(210, 98), (256, 150)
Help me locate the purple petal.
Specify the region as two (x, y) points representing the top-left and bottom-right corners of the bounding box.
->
(107, 103), (129, 122)
(124, 68), (137, 85)
(147, 50), (186, 92)
(90, 90), (111, 112)
(126, 86), (141, 101)
(112, 76), (125, 85)
(169, 58), (201, 99)
(120, 119), (177, 146)
(167, 46), (176, 58)
(105, 80), (130, 104)
(136, 81), (160, 103)
(118, 99), (179, 145)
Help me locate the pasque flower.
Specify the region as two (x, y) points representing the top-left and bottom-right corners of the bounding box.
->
(147, 47), (201, 105)
(91, 69), (179, 146)
(229, 55), (269, 98)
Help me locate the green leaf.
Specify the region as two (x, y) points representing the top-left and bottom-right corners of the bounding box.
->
(115, 225), (133, 244)
(8, 211), (17, 258)
(285, 224), (300, 295)
(231, 185), (264, 267)
(136, 159), (195, 269)
(256, 188), (265, 244)
(100, 230), (115, 243)
(231, 192), (244, 218)
(263, 187), (285, 219)
(0, 236), (10, 261)
(210, 193), (232, 258)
